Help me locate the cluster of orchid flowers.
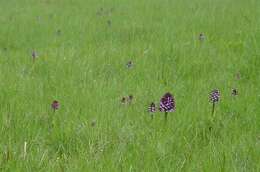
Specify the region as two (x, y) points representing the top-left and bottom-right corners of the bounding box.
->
(147, 88), (238, 120)
(121, 95), (134, 104)
(50, 88), (238, 119)
(209, 88), (238, 115)
(46, 34), (239, 120)
(148, 92), (176, 120)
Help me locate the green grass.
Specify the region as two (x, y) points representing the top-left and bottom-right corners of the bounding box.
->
(0, 0), (259, 171)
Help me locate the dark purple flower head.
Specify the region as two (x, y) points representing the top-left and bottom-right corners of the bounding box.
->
(232, 88), (238, 96)
(209, 89), (220, 103)
(128, 95), (133, 101)
(121, 97), (126, 104)
(199, 33), (205, 41)
(159, 92), (176, 112)
(32, 51), (37, 61)
(126, 61), (133, 68)
(148, 102), (156, 112)
(51, 100), (59, 111)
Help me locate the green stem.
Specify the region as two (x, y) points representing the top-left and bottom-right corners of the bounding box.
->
(212, 102), (215, 117)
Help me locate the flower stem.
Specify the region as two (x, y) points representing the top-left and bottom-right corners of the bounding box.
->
(165, 112), (168, 121)
(212, 102), (215, 116)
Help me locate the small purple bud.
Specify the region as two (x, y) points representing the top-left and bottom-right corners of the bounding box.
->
(126, 61), (133, 68)
(32, 51), (37, 62)
(232, 88), (238, 96)
(121, 97), (126, 104)
(51, 100), (59, 111)
(128, 95), (133, 102)
(148, 102), (156, 113)
(199, 33), (205, 41)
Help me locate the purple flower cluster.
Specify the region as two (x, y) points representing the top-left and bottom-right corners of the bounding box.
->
(148, 92), (175, 113)
(209, 89), (220, 103)
(32, 50), (37, 62)
(126, 61), (133, 68)
(199, 33), (205, 41)
(51, 100), (60, 111)
(148, 102), (156, 112)
(232, 88), (238, 96)
(159, 93), (175, 112)
(121, 95), (133, 104)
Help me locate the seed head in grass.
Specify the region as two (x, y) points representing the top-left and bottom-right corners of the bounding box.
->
(121, 97), (126, 104)
(32, 50), (37, 62)
(126, 61), (133, 68)
(159, 92), (175, 120)
(232, 88), (238, 96)
(148, 102), (156, 119)
(199, 33), (205, 41)
(209, 89), (220, 116)
(51, 100), (60, 112)
(148, 102), (156, 112)
(128, 95), (133, 103)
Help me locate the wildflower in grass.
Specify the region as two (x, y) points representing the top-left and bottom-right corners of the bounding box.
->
(148, 102), (156, 112)
(126, 61), (133, 68)
(199, 33), (205, 41)
(209, 89), (220, 116)
(32, 50), (37, 62)
(51, 100), (59, 112)
(148, 102), (156, 119)
(121, 97), (126, 104)
(232, 88), (238, 96)
(209, 89), (220, 103)
(159, 92), (175, 120)
(128, 95), (133, 103)
(121, 95), (133, 104)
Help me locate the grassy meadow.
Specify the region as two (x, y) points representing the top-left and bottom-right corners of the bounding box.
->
(0, 0), (260, 171)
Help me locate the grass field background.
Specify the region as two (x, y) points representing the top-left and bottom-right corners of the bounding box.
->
(0, 0), (259, 171)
